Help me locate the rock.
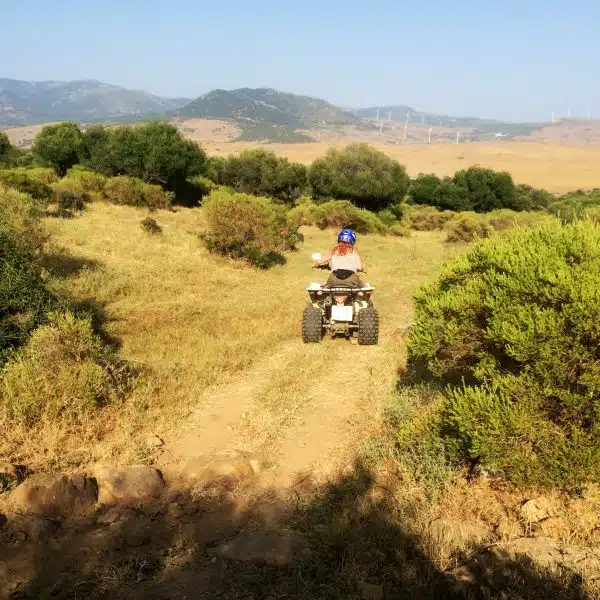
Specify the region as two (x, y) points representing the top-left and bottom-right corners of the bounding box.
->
(9, 474), (97, 518)
(519, 498), (557, 523)
(497, 537), (600, 574)
(180, 450), (261, 490)
(96, 506), (137, 525)
(537, 516), (569, 539)
(146, 434), (164, 448)
(94, 464), (164, 505)
(358, 581), (384, 600)
(0, 513), (7, 528)
(208, 531), (308, 566)
(427, 518), (486, 549)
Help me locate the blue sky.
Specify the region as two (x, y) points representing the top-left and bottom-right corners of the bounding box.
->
(1, 0), (599, 121)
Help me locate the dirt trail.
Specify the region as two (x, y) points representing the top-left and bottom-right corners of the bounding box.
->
(160, 334), (387, 488)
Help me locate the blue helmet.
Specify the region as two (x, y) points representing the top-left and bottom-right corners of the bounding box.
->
(337, 229), (356, 245)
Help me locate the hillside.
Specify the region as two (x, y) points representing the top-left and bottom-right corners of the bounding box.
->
(0, 78), (190, 126)
(178, 88), (352, 139)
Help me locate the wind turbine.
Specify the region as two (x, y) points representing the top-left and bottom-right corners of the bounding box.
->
(404, 111), (410, 141)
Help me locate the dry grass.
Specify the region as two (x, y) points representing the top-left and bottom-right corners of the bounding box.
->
(0, 202), (455, 474)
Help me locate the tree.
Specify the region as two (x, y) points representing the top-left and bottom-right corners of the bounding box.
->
(309, 143), (409, 211)
(83, 121), (206, 197)
(0, 131), (11, 162)
(409, 173), (442, 205)
(453, 166), (518, 213)
(221, 149), (307, 203)
(33, 122), (84, 176)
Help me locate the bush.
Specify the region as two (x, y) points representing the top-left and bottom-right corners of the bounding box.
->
(65, 166), (107, 193)
(103, 176), (172, 210)
(389, 223), (411, 237)
(409, 173), (443, 206)
(203, 189), (297, 268)
(140, 217), (163, 235)
(444, 213), (492, 243)
(547, 189), (600, 223)
(309, 143), (409, 211)
(1, 312), (116, 426)
(0, 233), (55, 365)
(405, 205), (456, 231)
(0, 169), (53, 202)
(407, 220), (600, 488)
(18, 167), (59, 184)
(516, 184), (554, 211)
(0, 185), (47, 252)
(220, 148), (307, 203)
(33, 122), (84, 176)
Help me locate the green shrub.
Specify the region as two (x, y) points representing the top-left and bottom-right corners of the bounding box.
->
(515, 184), (555, 210)
(0, 170), (53, 202)
(287, 202), (325, 228)
(220, 148), (307, 203)
(57, 191), (86, 216)
(407, 220), (600, 488)
(18, 167), (59, 184)
(444, 212), (492, 243)
(389, 223), (411, 237)
(103, 176), (172, 210)
(140, 217), (163, 235)
(1, 312), (116, 426)
(377, 208), (398, 226)
(548, 189), (600, 223)
(65, 166), (107, 192)
(405, 205), (456, 231)
(314, 200), (387, 234)
(0, 233), (55, 365)
(309, 143), (409, 211)
(203, 189), (297, 268)
(0, 185), (47, 252)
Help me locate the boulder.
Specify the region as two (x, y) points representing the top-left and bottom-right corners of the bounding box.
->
(180, 450), (261, 490)
(94, 464), (164, 505)
(9, 474), (97, 518)
(519, 498), (557, 523)
(427, 517), (486, 549)
(18, 517), (57, 541)
(208, 531), (308, 566)
(497, 536), (600, 573)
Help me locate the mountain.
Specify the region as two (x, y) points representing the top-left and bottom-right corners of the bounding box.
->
(178, 88), (352, 130)
(0, 78), (190, 126)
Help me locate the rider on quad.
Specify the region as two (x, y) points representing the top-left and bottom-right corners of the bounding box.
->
(312, 229), (364, 286)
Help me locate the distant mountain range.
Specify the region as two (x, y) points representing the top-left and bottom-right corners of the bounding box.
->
(0, 78), (545, 141)
(0, 78), (190, 126)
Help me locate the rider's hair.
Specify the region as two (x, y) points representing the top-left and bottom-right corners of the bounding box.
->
(332, 242), (355, 256)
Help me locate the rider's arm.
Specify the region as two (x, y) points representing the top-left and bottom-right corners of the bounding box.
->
(315, 249), (333, 267)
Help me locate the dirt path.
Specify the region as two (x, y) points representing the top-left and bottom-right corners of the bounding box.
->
(159, 333), (389, 488)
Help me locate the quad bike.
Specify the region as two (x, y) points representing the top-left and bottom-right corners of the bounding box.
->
(302, 253), (379, 345)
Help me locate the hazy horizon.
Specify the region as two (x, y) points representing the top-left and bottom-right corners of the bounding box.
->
(2, 0), (599, 123)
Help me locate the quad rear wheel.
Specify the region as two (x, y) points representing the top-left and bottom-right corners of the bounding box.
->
(357, 306), (379, 345)
(302, 305), (323, 343)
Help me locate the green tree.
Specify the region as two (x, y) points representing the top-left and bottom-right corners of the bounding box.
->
(453, 166), (518, 212)
(221, 149), (307, 203)
(84, 121), (206, 199)
(409, 173), (442, 205)
(33, 122), (84, 176)
(309, 143), (409, 211)
(0, 131), (11, 162)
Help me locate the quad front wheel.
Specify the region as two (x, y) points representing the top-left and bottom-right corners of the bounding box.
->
(302, 305), (323, 343)
(357, 306), (379, 345)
